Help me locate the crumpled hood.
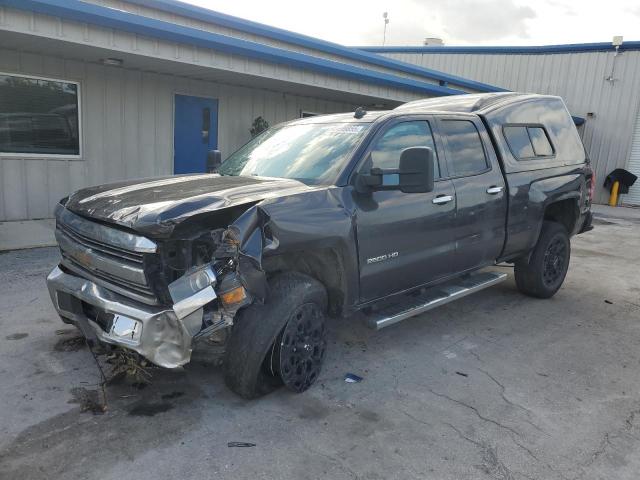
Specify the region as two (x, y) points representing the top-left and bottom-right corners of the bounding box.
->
(63, 174), (315, 237)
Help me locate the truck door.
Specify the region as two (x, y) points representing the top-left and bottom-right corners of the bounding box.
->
(354, 117), (457, 303)
(437, 116), (507, 272)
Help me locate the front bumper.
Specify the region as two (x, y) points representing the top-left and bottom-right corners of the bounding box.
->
(47, 266), (203, 368)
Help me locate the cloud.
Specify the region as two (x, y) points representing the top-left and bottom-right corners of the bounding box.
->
(430, 0), (536, 42)
(353, 0), (537, 46)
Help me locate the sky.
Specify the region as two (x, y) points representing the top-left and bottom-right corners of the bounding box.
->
(183, 0), (640, 47)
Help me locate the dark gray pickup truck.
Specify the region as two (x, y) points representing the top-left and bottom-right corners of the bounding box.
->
(47, 93), (594, 398)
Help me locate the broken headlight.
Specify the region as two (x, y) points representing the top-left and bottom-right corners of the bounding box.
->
(168, 265), (217, 319)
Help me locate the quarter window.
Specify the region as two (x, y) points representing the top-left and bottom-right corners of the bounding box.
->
(441, 120), (488, 176)
(369, 120), (440, 178)
(528, 127), (553, 156)
(503, 125), (554, 160)
(0, 74), (80, 156)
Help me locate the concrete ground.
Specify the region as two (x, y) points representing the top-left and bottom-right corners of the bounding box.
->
(1, 207), (639, 480)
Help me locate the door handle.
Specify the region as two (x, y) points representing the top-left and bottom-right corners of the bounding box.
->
(486, 186), (503, 195)
(432, 194), (453, 205)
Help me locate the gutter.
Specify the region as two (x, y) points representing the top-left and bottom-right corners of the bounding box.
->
(356, 42), (640, 55)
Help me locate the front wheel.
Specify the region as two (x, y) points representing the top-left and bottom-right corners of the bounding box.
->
(224, 272), (328, 399)
(514, 221), (571, 299)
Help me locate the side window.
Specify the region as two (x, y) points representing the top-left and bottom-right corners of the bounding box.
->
(503, 126), (534, 158)
(528, 127), (553, 156)
(503, 125), (554, 160)
(370, 120), (440, 178)
(441, 120), (488, 176)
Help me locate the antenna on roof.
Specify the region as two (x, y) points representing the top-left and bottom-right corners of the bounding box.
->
(382, 12), (389, 46)
(354, 107), (367, 119)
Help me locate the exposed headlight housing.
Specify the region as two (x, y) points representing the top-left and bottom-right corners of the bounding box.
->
(169, 265), (217, 319)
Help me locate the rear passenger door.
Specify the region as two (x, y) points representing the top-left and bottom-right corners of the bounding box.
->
(437, 116), (507, 272)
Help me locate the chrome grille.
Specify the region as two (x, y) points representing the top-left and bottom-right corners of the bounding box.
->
(55, 207), (158, 305)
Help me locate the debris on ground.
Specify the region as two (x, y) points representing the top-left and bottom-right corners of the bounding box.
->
(228, 442), (256, 447)
(605, 299), (613, 304)
(455, 371), (469, 377)
(68, 387), (107, 415)
(54, 335), (87, 352)
(344, 373), (363, 383)
(107, 349), (153, 386)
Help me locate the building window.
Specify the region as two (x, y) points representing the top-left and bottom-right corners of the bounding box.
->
(0, 74), (80, 156)
(503, 125), (554, 160)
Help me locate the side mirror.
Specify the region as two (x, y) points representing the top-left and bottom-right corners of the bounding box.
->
(207, 149), (222, 173)
(356, 147), (435, 194)
(398, 146), (435, 193)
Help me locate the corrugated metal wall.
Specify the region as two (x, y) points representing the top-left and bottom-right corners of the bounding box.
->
(625, 106), (640, 204)
(382, 50), (640, 204)
(0, 48), (354, 222)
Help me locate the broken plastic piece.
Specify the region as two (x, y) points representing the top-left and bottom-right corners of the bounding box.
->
(344, 373), (363, 383)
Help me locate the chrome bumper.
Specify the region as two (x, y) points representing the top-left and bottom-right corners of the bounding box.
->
(46, 266), (203, 368)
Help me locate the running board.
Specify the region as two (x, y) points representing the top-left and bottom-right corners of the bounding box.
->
(366, 271), (508, 330)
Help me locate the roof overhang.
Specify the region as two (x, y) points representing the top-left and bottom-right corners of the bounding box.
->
(0, 0), (494, 98)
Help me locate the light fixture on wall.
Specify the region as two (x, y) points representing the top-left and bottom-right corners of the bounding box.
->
(101, 57), (124, 67)
(605, 36), (623, 84)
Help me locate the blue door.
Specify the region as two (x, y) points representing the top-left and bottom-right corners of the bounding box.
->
(173, 94), (218, 174)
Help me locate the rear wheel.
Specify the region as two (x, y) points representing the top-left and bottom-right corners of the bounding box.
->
(224, 272), (327, 399)
(514, 221), (571, 298)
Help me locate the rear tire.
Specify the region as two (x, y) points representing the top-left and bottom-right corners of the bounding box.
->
(224, 272), (328, 399)
(514, 221), (570, 299)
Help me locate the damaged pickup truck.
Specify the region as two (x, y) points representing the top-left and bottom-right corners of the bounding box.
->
(47, 93), (594, 398)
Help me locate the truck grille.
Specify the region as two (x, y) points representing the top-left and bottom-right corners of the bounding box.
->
(55, 208), (158, 305)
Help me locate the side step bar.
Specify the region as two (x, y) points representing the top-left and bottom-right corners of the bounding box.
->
(366, 271), (508, 330)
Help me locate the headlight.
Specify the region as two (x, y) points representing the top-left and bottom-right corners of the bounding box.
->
(169, 265), (217, 319)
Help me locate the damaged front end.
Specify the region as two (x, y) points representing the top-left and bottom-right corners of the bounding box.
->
(47, 204), (269, 369)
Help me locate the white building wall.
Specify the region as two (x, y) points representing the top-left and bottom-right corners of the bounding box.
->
(0, 47), (354, 223)
(381, 50), (640, 204)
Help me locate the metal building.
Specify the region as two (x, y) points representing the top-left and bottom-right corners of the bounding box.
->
(0, 0), (509, 250)
(361, 42), (640, 205)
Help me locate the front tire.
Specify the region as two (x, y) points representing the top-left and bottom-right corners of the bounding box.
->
(514, 221), (571, 298)
(224, 272), (328, 399)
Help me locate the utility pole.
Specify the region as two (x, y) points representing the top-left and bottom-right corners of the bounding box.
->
(382, 12), (389, 46)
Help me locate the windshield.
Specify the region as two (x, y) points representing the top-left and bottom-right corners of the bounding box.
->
(218, 122), (370, 184)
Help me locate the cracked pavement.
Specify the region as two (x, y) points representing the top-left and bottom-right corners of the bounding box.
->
(1, 205), (639, 479)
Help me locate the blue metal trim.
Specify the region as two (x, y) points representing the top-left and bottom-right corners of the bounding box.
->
(116, 0), (507, 93)
(357, 42), (640, 55)
(0, 0), (473, 97)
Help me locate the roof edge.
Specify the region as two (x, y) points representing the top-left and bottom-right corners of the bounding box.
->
(122, 0), (507, 92)
(1, 0), (469, 97)
(356, 42), (640, 55)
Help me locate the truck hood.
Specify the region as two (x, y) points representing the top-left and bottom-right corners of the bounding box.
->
(63, 174), (315, 237)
